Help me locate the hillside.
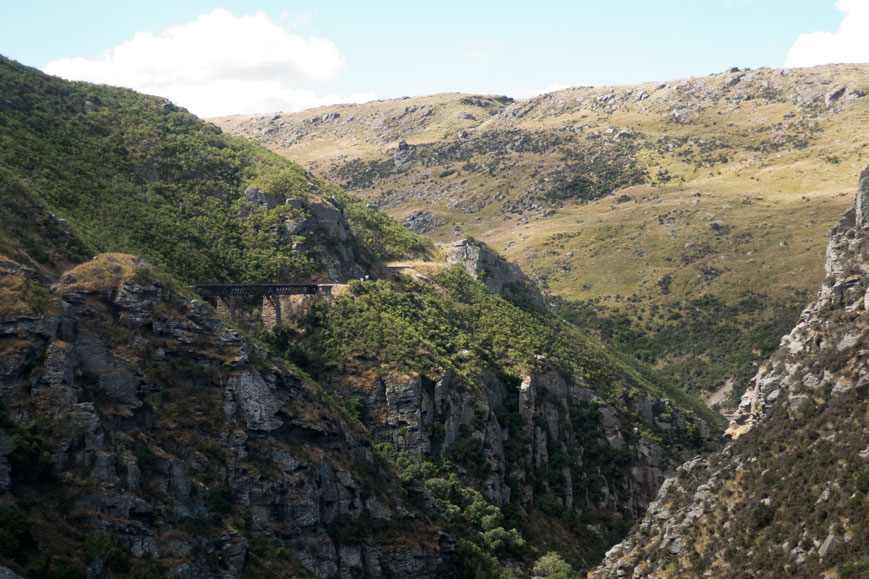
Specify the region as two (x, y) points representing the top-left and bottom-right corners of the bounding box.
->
(0, 55), (719, 577)
(593, 168), (869, 578)
(0, 55), (429, 286)
(214, 64), (869, 405)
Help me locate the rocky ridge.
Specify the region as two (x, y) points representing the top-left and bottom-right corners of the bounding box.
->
(214, 65), (869, 227)
(593, 168), (869, 578)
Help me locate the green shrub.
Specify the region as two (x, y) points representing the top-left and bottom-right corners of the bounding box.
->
(0, 505), (32, 558)
(445, 435), (485, 471)
(751, 503), (774, 529)
(342, 397), (365, 422)
(87, 535), (131, 573)
(135, 445), (158, 471)
(536, 495), (563, 517)
(8, 425), (54, 484)
(532, 551), (576, 579)
(208, 483), (232, 514)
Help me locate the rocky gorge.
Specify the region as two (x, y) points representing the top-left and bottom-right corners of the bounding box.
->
(593, 168), (869, 578)
(0, 249), (716, 577)
(0, 55), (723, 577)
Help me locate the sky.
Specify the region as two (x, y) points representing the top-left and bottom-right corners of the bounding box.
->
(1, 0), (868, 117)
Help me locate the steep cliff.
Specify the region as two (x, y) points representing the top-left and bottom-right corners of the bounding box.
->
(0, 254), (454, 578)
(594, 167), (869, 578)
(298, 268), (718, 571)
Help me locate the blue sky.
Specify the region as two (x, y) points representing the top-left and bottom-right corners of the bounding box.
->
(1, 1), (865, 116)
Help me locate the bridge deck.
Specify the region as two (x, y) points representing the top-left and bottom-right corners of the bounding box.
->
(191, 283), (332, 297)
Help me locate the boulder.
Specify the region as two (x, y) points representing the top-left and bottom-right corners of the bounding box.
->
(243, 186), (283, 210)
(402, 210), (443, 234)
(393, 140), (416, 173)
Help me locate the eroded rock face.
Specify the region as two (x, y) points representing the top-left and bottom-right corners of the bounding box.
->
(445, 238), (545, 306)
(243, 186), (283, 210)
(329, 365), (711, 524)
(394, 140), (416, 173)
(594, 167), (869, 578)
(855, 166), (869, 229)
(0, 270), (454, 578)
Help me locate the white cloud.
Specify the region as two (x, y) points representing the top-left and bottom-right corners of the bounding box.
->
(785, 0), (869, 67)
(43, 9), (371, 117)
(462, 39), (499, 61)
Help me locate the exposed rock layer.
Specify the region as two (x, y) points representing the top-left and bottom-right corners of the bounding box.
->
(594, 168), (869, 577)
(445, 238), (545, 306)
(0, 264), (454, 578)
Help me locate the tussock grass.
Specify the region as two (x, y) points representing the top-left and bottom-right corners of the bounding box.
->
(61, 253), (146, 291)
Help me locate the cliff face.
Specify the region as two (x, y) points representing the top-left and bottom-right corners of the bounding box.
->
(326, 358), (713, 551)
(0, 254), (453, 578)
(593, 167), (869, 578)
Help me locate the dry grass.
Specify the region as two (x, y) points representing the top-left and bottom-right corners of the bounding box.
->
(60, 253), (147, 291)
(0, 272), (29, 318)
(213, 64), (869, 315)
(385, 259), (450, 279)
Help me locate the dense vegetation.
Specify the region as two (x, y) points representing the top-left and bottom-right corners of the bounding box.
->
(557, 290), (807, 404)
(0, 55), (427, 281)
(290, 267), (718, 423)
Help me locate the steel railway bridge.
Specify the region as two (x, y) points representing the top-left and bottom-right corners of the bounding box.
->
(191, 283), (335, 326)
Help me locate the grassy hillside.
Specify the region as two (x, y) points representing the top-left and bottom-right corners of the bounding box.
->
(214, 64), (869, 405)
(0, 52), (716, 417)
(0, 55), (428, 283)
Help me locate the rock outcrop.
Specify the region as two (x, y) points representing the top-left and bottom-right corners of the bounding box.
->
(394, 140), (416, 173)
(445, 238), (545, 306)
(239, 187), (365, 283)
(0, 257), (454, 578)
(402, 210), (443, 234)
(593, 168), (869, 577)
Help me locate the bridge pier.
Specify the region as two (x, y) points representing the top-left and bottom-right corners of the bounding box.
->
(192, 283), (335, 329)
(262, 295), (282, 328)
(216, 295), (238, 322)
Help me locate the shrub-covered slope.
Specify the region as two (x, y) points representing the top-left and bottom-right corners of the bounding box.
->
(0, 55), (719, 577)
(0, 55), (428, 283)
(594, 168), (869, 578)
